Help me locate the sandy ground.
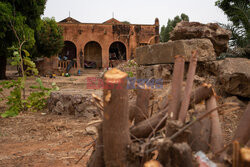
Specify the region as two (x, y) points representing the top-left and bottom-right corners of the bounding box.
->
(0, 70), (102, 167)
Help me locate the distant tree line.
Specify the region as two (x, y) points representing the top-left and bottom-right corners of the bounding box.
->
(160, 13), (189, 42)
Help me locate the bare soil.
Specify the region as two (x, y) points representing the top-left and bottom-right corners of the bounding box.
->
(0, 112), (94, 167)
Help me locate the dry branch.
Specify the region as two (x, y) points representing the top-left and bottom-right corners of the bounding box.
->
(102, 68), (130, 167)
(190, 83), (214, 105)
(179, 51), (197, 123)
(168, 55), (185, 120)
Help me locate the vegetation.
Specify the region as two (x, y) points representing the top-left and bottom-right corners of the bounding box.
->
(0, 0), (63, 80)
(160, 13), (189, 42)
(215, 0), (249, 57)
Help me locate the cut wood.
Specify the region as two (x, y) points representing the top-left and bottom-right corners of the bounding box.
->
(206, 95), (224, 155)
(130, 85), (215, 139)
(233, 103), (250, 146)
(179, 51), (197, 123)
(134, 89), (151, 125)
(190, 83), (214, 105)
(102, 68), (130, 167)
(87, 124), (105, 167)
(168, 55), (185, 120)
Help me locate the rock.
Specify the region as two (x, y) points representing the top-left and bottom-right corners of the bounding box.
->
(218, 58), (250, 98)
(136, 64), (172, 82)
(85, 126), (97, 135)
(136, 39), (216, 65)
(48, 90), (98, 117)
(170, 21), (231, 56)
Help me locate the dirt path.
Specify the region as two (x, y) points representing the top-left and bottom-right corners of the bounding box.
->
(0, 112), (95, 167)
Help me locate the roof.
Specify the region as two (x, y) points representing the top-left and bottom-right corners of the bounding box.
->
(59, 17), (81, 23)
(103, 18), (121, 24)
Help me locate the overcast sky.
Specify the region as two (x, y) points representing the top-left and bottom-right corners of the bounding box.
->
(43, 0), (229, 26)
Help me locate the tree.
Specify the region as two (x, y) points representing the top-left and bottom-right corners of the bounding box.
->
(215, 0), (249, 49)
(160, 13), (189, 42)
(35, 17), (64, 58)
(0, 0), (63, 79)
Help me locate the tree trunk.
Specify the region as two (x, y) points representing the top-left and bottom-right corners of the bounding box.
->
(87, 124), (105, 167)
(103, 68), (130, 167)
(168, 55), (185, 120)
(0, 55), (7, 80)
(206, 95), (224, 154)
(134, 89), (151, 125)
(233, 103), (250, 146)
(178, 52), (197, 123)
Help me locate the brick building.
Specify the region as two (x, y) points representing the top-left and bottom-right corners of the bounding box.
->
(38, 17), (160, 74)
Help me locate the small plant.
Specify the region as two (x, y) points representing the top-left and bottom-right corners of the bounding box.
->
(27, 78), (59, 112)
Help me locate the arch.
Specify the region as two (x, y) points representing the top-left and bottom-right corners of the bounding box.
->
(109, 41), (127, 61)
(84, 41), (102, 68)
(60, 41), (77, 60)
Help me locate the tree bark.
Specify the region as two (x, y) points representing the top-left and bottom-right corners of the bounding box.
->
(168, 55), (185, 120)
(233, 103), (250, 146)
(0, 55), (7, 80)
(206, 95), (224, 154)
(179, 51), (197, 123)
(103, 68), (130, 167)
(134, 89), (151, 125)
(87, 124), (105, 167)
(130, 85), (215, 139)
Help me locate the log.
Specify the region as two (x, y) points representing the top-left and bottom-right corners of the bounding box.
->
(179, 51), (197, 123)
(130, 107), (168, 139)
(190, 83), (214, 105)
(188, 111), (211, 153)
(169, 55), (185, 120)
(206, 95), (224, 154)
(171, 143), (195, 167)
(130, 85), (215, 139)
(233, 103), (250, 146)
(134, 89), (151, 125)
(102, 68), (130, 167)
(87, 124), (105, 167)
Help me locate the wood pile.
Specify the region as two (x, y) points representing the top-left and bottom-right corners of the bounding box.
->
(85, 51), (249, 167)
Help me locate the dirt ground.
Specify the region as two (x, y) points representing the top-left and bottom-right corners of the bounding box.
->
(0, 70), (102, 167)
(0, 70), (247, 166)
(0, 111), (95, 167)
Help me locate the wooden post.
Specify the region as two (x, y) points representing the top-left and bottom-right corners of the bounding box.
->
(168, 55), (185, 120)
(233, 103), (250, 145)
(134, 89), (151, 125)
(206, 95), (224, 154)
(179, 51), (197, 123)
(103, 68), (130, 167)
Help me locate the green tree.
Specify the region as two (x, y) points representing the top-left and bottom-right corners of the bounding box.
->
(160, 13), (189, 42)
(35, 17), (64, 58)
(215, 0), (249, 48)
(0, 0), (63, 79)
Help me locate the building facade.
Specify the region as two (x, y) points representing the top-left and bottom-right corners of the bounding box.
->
(38, 17), (159, 74)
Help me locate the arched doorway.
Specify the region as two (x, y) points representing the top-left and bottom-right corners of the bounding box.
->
(58, 41), (77, 71)
(109, 41), (126, 61)
(84, 41), (102, 68)
(60, 41), (77, 60)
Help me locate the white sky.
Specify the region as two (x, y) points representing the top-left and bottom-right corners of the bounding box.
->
(43, 0), (229, 26)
